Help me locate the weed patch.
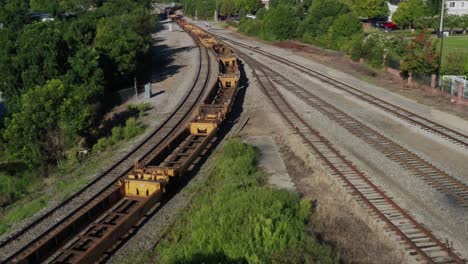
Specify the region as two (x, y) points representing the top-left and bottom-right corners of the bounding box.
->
(152, 138), (336, 263)
(93, 117), (146, 153)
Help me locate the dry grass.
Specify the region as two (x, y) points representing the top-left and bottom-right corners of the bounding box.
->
(278, 136), (411, 264)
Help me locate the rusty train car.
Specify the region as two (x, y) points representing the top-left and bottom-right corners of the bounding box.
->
(119, 17), (240, 199)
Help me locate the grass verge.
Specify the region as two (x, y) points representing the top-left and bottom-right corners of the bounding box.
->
(0, 114), (147, 236)
(120, 138), (336, 263)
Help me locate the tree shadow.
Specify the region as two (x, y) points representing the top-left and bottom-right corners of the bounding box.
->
(143, 43), (194, 85)
(174, 252), (246, 264)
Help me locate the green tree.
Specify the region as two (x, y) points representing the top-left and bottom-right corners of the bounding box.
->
(0, 0), (29, 30)
(6, 22), (67, 111)
(0, 29), (20, 110)
(220, 0), (237, 16)
(3, 80), (86, 170)
(445, 15), (461, 34)
(263, 4), (300, 40)
(401, 32), (439, 79)
(329, 13), (362, 49)
(352, 0), (389, 19)
(95, 15), (148, 78)
(392, 0), (428, 29)
(299, 0), (350, 38)
(236, 0), (262, 13)
(462, 15), (468, 34)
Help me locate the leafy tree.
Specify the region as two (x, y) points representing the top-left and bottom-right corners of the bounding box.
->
(220, 0), (237, 16)
(3, 80), (87, 170)
(95, 14), (148, 79)
(0, 29), (20, 110)
(445, 15), (461, 34)
(392, 0), (428, 29)
(299, 0), (350, 38)
(263, 4), (299, 40)
(352, 0), (389, 19)
(0, 0), (29, 30)
(401, 32), (439, 78)
(63, 46), (104, 98)
(236, 0), (262, 13)
(329, 13), (362, 49)
(461, 15), (468, 34)
(5, 22), (68, 111)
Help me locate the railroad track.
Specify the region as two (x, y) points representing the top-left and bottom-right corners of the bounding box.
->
(0, 31), (212, 263)
(220, 37), (468, 207)
(217, 36), (468, 149)
(231, 46), (466, 263)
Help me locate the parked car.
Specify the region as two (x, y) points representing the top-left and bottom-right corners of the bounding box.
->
(371, 20), (399, 31)
(246, 14), (256, 19)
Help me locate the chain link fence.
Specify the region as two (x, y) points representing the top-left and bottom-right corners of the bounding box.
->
(440, 75), (468, 99)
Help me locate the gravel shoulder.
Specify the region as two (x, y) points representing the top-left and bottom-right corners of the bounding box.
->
(227, 42), (468, 259)
(208, 25), (468, 137)
(110, 56), (413, 263)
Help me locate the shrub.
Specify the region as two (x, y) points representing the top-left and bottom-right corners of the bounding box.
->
(0, 172), (37, 207)
(347, 34), (365, 60)
(156, 139), (336, 263)
(238, 19), (263, 37)
(441, 53), (467, 75)
(263, 4), (300, 40)
(127, 102), (151, 118)
(92, 117), (145, 153)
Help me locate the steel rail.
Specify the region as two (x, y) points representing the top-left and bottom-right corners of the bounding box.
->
(264, 67), (468, 207)
(232, 47), (466, 264)
(0, 30), (212, 264)
(218, 36), (468, 149)
(222, 38), (468, 208)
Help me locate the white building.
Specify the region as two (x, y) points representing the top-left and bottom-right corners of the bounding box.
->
(446, 0), (468, 15)
(387, 2), (398, 21)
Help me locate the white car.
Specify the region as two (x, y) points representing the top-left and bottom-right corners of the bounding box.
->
(246, 14), (256, 19)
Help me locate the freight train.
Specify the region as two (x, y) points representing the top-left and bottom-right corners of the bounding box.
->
(119, 17), (240, 199)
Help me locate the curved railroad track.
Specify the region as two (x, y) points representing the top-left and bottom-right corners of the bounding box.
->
(0, 31), (212, 263)
(230, 45), (466, 263)
(219, 36), (468, 207)
(217, 36), (468, 149)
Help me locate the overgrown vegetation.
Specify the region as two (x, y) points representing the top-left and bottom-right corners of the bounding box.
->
(0, 0), (156, 172)
(117, 139), (337, 263)
(92, 117), (146, 153)
(151, 139), (336, 263)
(0, 0), (158, 229)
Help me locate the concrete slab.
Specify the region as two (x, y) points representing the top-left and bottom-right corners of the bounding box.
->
(243, 136), (294, 190)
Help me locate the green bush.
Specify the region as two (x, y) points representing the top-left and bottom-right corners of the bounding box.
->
(92, 117), (145, 153)
(157, 139), (336, 263)
(263, 4), (300, 40)
(127, 102), (151, 118)
(238, 19), (264, 37)
(0, 172), (37, 207)
(347, 34), (365, 60)
(441, 53), (467, 75)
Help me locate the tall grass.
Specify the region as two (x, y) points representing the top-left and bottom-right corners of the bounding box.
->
(0, 172), (38, 207)
(156, 138), (336, 263)
(92, 117), (146, 153)
(0, 198), (48, 234)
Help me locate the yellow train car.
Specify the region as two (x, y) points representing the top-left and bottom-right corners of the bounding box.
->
(120, 17), (240, 198)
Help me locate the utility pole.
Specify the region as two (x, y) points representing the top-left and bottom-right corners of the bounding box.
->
(437, 0), (446, 87)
